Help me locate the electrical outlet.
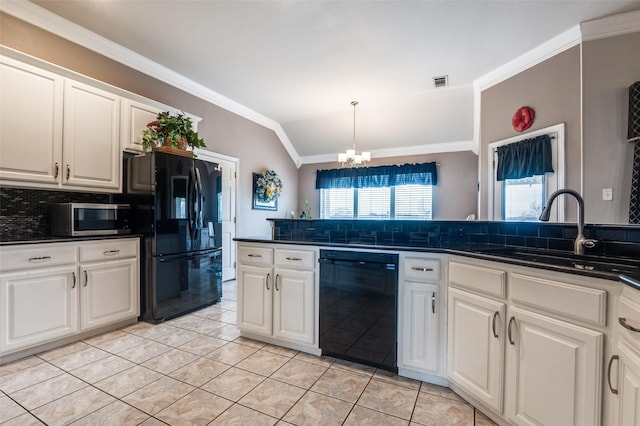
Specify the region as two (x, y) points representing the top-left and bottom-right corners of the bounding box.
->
(602, 188), (613, 201)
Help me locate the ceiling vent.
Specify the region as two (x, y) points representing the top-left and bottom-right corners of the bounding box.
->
(433, 75), (448, 88)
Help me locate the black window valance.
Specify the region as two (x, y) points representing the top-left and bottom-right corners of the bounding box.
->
(496, 134), (554, 181)
(316, 162), (438, 189)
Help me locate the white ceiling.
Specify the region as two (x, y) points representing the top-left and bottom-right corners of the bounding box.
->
(19, 1), (640, 164)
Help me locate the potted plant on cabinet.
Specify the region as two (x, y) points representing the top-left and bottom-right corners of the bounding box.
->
(141, 111), (205, 151)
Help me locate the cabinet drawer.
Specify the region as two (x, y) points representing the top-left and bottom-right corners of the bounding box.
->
(404, 257), (440, 283)
(510, 273), (607, 327)
(274, 249), (315, 270)
(617, 288), (640, 347)
(79, 239), (138, 263)
(238, 246), (273, 266)
(0, 243), (77, 272)
(449, 261), (505, 298)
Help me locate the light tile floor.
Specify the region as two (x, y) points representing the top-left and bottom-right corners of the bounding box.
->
(0, 281), (497, 425)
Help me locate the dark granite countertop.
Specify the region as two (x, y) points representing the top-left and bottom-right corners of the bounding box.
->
(235, 237), (640, 287)
(0, 234), (143, 246)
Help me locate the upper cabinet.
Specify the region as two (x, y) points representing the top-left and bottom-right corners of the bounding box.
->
(0, 56), (64, 185)
(0, 51), (201, 192)
(63, 79), (121, 190)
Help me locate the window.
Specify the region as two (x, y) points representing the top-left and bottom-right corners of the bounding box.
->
(320, 184), (432, 220)
(488, 123), (565, 222)
(316, 162), (437, 221)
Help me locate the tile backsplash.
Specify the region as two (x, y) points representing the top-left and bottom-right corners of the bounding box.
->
(269, 219), (640, 258)
(0, 188), (108, 241)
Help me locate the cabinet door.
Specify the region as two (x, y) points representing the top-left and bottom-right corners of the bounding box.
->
(448, 287), (506, 413)
(237, 265), (272, 336)
(0, 55), (63, 184)
(63, 79), (121, 190)
(505, 306), (603, 426)
(273, 269), (315, 345)
(80, 259), (138, 331)
(0, 266), (78, 354)
(121, 98), (161, 153)
(401, 281), (440, 373)
(618, 341), (640, 426)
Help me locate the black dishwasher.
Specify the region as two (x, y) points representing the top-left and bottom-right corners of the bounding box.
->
(319, 249), (398, 372)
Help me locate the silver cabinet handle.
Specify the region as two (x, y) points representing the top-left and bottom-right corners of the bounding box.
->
(103, 250), (120, 256)
(54, 162), (59, 178)
(84, 270), (88, 287)
(492, 311), (500, 338)
(608, 355), (619, 395)
(508, 316), (516, 345)
(248, 254), (262, 258)
(619, 317), (640, 333)
(28, 256), (51, 263)
(286, 257), (302, 261)
(275, 274), (280, 291)
(66, 164), (70, 180)
(431, 291), (436, 314)
(411, 267), (434, 272)
(71, 271), (76, 289)
(266, 273), (270, 290)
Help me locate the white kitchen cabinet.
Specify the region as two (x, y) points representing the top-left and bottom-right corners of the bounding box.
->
(273, 268), (314, 345)
(0, 55), (64, 185)
(448, 286), (506, 413)
(0, 265), (78, 354)
(610, 285), (640, 426)
(0, 238), (139, 360)
(237, 243), (318, 351)
(504, 306), (603, 426)
(398, 253), (447, 383)
(237, 264), (272, 335)
(78, 239), (139, 331)
(447, 257), (607, 425)
(63, 79), (121, 191)
(120, 98), (162, 153)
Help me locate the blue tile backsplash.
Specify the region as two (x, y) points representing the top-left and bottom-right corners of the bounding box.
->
(269, 219), (640, 258)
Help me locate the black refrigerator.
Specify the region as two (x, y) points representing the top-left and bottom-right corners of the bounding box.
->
(123, 151), (222, 322)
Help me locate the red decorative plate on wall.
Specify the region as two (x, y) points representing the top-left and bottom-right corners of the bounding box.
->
(512, 106), (535, 132)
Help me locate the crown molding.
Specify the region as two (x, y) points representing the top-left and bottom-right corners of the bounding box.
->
(0, 0), (301, 167)
(581, 9), (640, 41)
(298, 140), (476, 165)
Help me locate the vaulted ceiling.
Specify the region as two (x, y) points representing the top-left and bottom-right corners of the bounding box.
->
(15, 1), (640, 164)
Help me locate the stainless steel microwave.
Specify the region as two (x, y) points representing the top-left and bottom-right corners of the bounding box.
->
(50, 203), (132, 236)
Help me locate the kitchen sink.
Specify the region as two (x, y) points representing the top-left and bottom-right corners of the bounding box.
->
(473, 247), (640, 275)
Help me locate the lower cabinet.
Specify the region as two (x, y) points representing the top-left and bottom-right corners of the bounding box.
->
(237, 243), (317, 350)
(447, 287), (506, 413)
(0, 238), (140, 359)
(80, 258), (138, 331)
(616, 341), (640, 425)
(0, 265), (78, 354)
(447, 257), (606, 426)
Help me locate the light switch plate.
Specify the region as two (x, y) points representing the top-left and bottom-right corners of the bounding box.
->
(602, 188), (613, 201)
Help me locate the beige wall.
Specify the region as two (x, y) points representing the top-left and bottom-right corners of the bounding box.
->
(582, 31), (640, 224)
(479, 46), (582, 221)
(1, 13), (298, 238)
(298, 151), (478, 220)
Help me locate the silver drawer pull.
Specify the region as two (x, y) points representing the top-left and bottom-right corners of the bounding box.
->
(103, 250), (120, 256)
(619, 317), (640, 333)
(411, 266), (434, 272)
(247, 254), (262, 258)
(28, 256), (52, 262)
(286, 257), (302, 261)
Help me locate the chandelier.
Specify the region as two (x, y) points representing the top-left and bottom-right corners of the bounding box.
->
(338, 101), (371, 167)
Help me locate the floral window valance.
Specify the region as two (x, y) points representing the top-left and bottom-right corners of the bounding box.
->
(496, 135), (554, 181)
(315, 162), (438, 189)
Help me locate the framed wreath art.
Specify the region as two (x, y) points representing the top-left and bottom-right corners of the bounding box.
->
(252, 169), (282, 211)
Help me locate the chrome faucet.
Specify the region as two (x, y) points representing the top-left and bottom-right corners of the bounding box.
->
(538, 189), (596, 255)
